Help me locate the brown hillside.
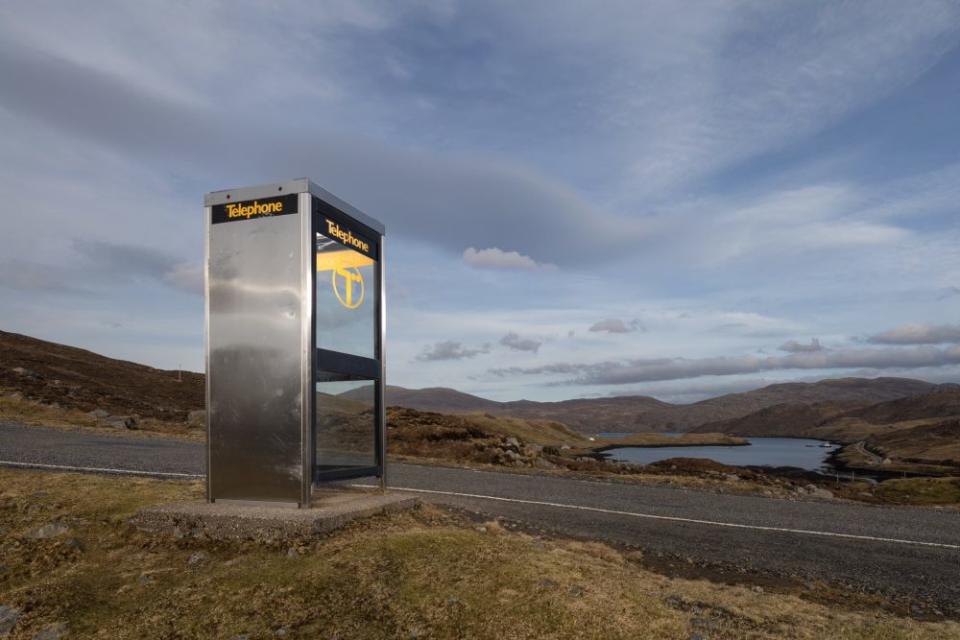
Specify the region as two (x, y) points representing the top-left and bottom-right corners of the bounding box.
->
(690, 402), (857, 437)
(865, 419), (960, 469)
(837, 387), (960, 424)
(0, 330), (203, 421)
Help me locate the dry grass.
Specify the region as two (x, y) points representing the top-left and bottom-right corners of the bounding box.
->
(458, 412), (587, 446)
(0, 394), (201, 441)
(873, 477), (960, 505)
(1, 469), (958, 639)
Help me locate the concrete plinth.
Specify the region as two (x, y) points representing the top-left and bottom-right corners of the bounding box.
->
(130, 488), (419, 542)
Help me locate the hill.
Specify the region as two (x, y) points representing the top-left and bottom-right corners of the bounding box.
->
(836, 386), (960, 424)
(0, 330), (946, 435)
(690, 386), (960, 440)
(0, 330), (203, 421)
(690, 402), (856, 437)
(383, 377), (939, 433)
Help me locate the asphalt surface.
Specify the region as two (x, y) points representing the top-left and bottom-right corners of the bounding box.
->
(2, 422), (959, 611)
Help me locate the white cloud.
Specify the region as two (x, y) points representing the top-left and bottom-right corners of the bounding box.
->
(416, 340), (490, 361)
(463, 247), (555, 271)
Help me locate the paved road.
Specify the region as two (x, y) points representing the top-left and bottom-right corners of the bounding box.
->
(2, 422), (959, 611)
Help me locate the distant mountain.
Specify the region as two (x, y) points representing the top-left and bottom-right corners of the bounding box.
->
(0, 330), (203, 421)
(382, 377), (940, 434)
(380, 386), (503, 413)
(689, 385), (960, 440)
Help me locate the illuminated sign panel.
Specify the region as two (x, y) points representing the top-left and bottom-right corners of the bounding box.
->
(210, 194), (298, 224)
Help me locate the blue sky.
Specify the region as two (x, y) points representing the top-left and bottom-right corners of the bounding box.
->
(1, 1), (959, 402)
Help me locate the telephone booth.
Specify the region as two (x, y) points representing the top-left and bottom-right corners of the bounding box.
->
(204, 179), (385, 507)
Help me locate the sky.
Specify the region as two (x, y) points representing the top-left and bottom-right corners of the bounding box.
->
(1, 1), (959, 403)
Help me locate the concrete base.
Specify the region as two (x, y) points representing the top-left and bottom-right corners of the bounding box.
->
(130, 488), (420, 542)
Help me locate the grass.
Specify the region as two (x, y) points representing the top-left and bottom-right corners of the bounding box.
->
(1, 469), (958, 639)
(873, 477), (960, 505)
(587, 432), (749, 452)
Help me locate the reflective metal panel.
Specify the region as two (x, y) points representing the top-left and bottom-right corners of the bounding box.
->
(207, 206), (303, 503)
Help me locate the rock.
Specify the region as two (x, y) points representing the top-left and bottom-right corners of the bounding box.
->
(11, 367), (32, 376)
(187, 410), (206, 427)
(502, 450), (521, 464)
(882, 458), (892, 465)
(30, 522), (69, 539)
(32, 622), (68, 640)
(63, 538), (84, 551)
(105, 416), (138, 430)
(723, 473), (739, 481)
(504, 437), (520, 451)
(187, 551), (209, 566)
(0, 605), (21, 635)
(539, 578), (559, 589)
(533, 457), (558, 470)
(805, 486), (834, 500)
(87, 409), (109, 419)
(751, 585), (764, 594)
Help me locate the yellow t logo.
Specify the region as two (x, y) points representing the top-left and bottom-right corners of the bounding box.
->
(332, 266), (364, 309)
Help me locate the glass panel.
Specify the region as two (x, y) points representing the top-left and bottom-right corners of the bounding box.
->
(315, 378), (376, 471)
(315, 233), (376, 359)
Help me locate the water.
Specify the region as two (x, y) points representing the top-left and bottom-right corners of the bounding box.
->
(601, 436), (837, 471)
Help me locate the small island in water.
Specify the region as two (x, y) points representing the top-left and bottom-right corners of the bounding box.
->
(585, 432), (749, 454)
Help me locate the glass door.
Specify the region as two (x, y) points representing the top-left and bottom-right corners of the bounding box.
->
(313, 209), (382, 480)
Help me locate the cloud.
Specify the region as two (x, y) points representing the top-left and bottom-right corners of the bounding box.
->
(0, 31), (649, 268)
(416, 340), (490, 362)
(490, 345), (960, 385)
(589, 318), (642, 334)
(868, 324), (960, 345)
(0, 261), (85, 294)
(779, 338), (824, 353)
(463, 247), (555, 271)
(0, 240), (202, 296)
(163, 262), (204, 295)
(499, 332), (542, 353)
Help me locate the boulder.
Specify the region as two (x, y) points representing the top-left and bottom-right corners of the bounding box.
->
(187, 410), (206, 428)
(87, 409), (109, 419)
(29, 522), (69, 539)
(0, 605), (21, 635)
(105, 416), (138, 430)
